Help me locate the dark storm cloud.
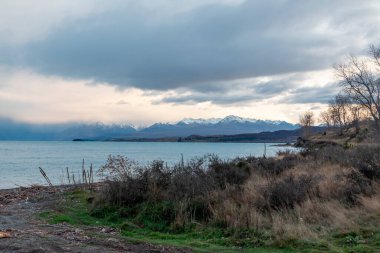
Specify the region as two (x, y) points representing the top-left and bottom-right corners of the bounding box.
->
(281, 83), (340, 104)
(157, 74), (313, 105)
(253, 78), (300, 96)
(3, 0), (380, 98)
(159, 92), (258, 105)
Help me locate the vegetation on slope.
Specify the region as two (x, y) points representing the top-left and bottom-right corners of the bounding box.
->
(41, 140), (380, 252)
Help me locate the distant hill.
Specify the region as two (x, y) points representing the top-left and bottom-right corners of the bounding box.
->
(108, 129), (301, 143)
(107, 127), (325, 143)
(0, 115), (299, 140)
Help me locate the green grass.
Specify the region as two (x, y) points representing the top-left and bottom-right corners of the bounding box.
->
(39, 189), (380, 253)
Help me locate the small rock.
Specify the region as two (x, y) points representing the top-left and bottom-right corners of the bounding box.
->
(107, 238), (119, 243)
(0, 231), (11, 238)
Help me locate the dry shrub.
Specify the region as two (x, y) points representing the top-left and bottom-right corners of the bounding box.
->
(248, 154), (299, 175)
(96, 157), (172, 206)
(256, 174), (320, 211)
(359, 183), (380, 213)
(305, 145), (380, 179)
(92, 144), (380, 240)
(208, 155), (252, 188)
(208, 184), (268, 229)
(360, 195), (380, 213)
(317, 167), (373, 204)
(271, 211), (315, 240)
(348, 146), (380, 179)
(306, 145), (347, 164)
(298, 200), (354, 230)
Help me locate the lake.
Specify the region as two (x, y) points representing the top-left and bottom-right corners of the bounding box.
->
(0, 141), (296, 189)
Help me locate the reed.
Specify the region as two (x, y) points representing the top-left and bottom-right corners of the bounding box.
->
(38, 167), (52, 186)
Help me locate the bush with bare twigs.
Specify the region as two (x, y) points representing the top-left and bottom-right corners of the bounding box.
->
(90, 144), (380, 241)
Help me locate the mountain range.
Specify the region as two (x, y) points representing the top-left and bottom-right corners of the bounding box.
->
(0, 116), (299, 141)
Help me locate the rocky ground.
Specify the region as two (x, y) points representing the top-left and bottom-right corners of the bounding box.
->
(0, 185), (189, 253)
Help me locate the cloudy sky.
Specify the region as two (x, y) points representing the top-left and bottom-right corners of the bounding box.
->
(0, 0), (379, 125)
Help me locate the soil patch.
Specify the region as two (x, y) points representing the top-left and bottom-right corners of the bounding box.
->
(0, 185), (190, 253)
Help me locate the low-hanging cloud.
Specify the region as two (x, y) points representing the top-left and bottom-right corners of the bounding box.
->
(158, 93), (257, 105)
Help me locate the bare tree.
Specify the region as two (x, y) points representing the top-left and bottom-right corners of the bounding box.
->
(299, 111), (314, 138)
(347, 101), (364, 133)
(335, 44), (380, 131)
(320, 94), (368, 135)
(329, 95), (351, 134)
(320, 110), (333, 128)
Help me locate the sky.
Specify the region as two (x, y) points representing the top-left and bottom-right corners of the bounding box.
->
(0, 0), (379, 126)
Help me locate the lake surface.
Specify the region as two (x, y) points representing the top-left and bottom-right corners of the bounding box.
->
(0, 141), (296, 189)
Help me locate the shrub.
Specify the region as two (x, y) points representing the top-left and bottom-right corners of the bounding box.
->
(249, 155), (299, 175)
(168, 157), (214, 201)
(90, 144), (380, 238)
(303, 145), (347, 164)
(208, 155), (251, 188)
(348, 146), (380, 179)
(95, 155), (239, 226)
(258, 175), (319, 210)
(342, 170), (373, 205)
(134, 201), (175, 231)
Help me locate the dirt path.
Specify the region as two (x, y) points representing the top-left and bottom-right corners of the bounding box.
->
(0, 186), (190, 253)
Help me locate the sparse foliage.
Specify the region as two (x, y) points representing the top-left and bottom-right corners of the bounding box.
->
(335, 44), (380, 131)
(320, 94), (368, 134)
(320, 110), (334, 128)
(91, 144), (380, 242)
(329, 95), (351, 134)
(299, 111), (315, 137)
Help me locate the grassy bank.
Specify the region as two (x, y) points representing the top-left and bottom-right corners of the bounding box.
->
(40, 189), (380, 252)
(40, 144), (380, 252)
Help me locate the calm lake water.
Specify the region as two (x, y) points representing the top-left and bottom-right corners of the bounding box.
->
(0, 141), (296, 189)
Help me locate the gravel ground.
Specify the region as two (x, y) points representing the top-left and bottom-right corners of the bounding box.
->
(0, 186), (190, 253)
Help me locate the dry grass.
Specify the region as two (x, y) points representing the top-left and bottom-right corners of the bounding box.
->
(92, 144), (380, 242)
(206, 145), (380, 240)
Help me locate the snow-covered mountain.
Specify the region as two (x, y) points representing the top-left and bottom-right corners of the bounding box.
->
(137, 116), (299, 138)
(0, 116), (299, 140)
(178, 118), (221, 125)
(177, 115), (289, 126)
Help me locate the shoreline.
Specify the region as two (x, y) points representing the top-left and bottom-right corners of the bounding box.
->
(0, 184), (78, 204)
